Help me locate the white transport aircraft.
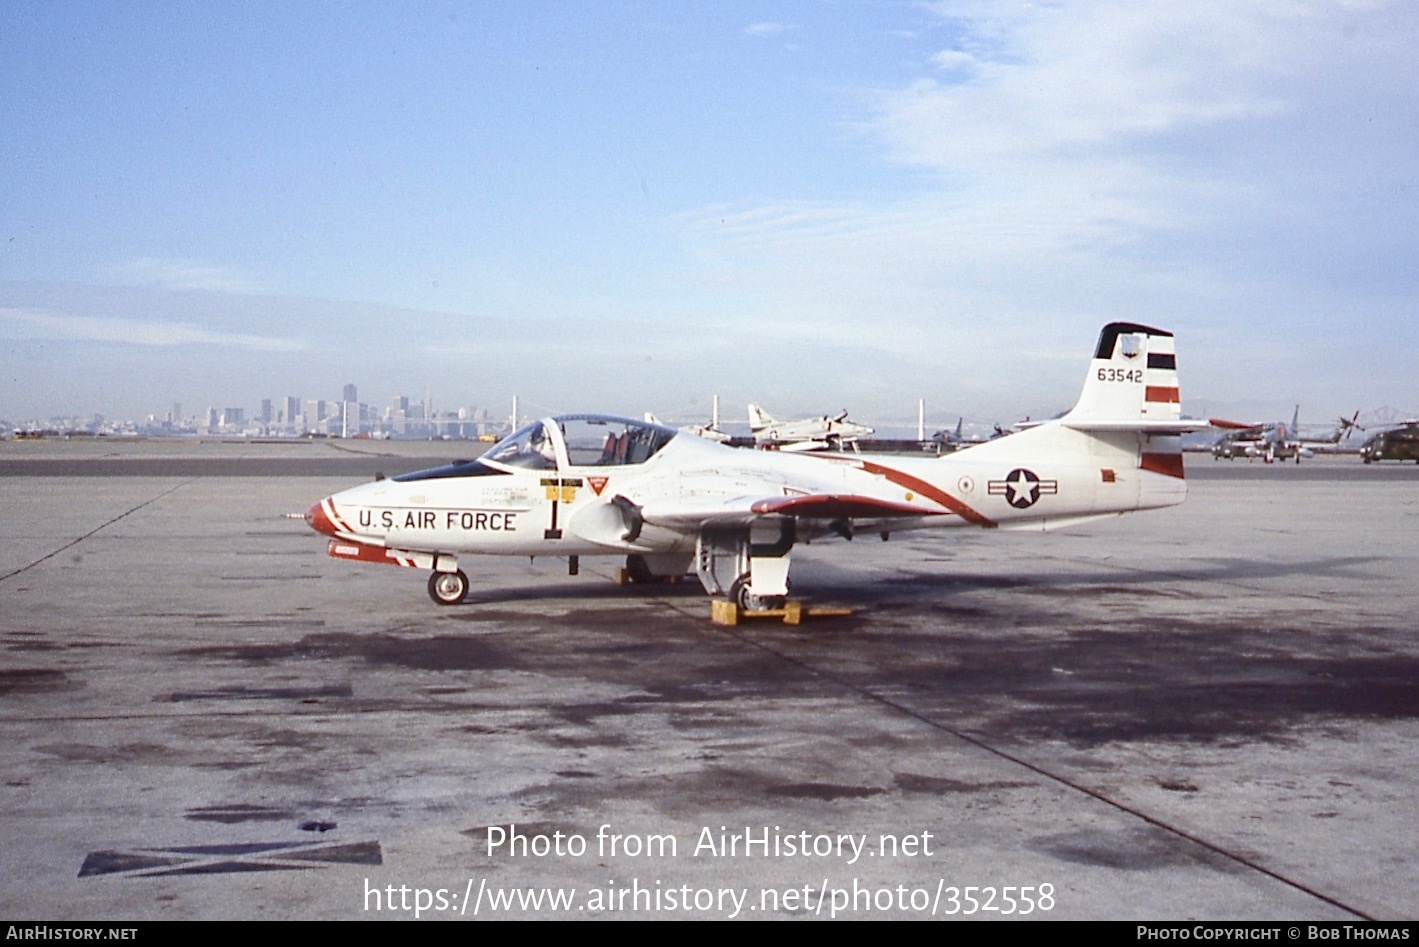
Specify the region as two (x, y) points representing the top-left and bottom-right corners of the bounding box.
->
(748, 404), (874, 450)
(307, 323), (1202, 609)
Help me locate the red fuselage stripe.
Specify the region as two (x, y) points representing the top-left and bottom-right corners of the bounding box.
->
(848, 459), (996, 527)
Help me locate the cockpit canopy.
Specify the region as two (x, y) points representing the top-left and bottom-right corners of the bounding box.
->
(394, 414), (676, 481)
(553, 414), (677, 467)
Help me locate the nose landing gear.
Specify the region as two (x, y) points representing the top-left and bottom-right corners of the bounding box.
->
(428, 569), (470, 605)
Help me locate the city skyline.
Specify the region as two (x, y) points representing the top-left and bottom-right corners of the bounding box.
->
(0, 382), (504, 438)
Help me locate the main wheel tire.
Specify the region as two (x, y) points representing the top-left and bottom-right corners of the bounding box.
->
(730, 575), (785, 613)
(428, 569), (470, 605)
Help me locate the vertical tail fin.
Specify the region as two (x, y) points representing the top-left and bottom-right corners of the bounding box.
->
(1059, 323), (1202, 485)
(1063, 322), (1182, 426)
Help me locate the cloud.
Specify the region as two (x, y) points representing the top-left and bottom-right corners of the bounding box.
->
(665, 1), (1419, 418)
(692, 1), (1417, 301)
(0, 307), (307, 352)
(691, 4), (1358, 316)
(109, 258), (262, 294)
(929, 49), (981, 77)
(881, 5), (1302, 170)
(744, 22), (795, 37)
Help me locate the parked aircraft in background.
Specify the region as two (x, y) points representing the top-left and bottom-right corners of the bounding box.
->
(307, 323), (1203, 610)
(672, 419), (732, 443)
(931, 417), (967, 450)
(645, 396), (732, 443)
(930, 417), (997, 452)
(749, 404), (874, 451)
(1209, 407), (1360, 463)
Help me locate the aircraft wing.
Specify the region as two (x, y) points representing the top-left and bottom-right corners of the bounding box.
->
(750, 494), (933, 518)
(639, 493), (937, 530)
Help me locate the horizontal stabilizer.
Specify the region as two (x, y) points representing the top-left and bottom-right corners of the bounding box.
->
(1063, 419), (1209, 434)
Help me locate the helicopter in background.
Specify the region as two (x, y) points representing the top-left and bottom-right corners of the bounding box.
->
(1359, 420), (1419, 463)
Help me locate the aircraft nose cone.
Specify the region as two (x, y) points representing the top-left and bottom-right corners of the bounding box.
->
(305, 500), (338, 537)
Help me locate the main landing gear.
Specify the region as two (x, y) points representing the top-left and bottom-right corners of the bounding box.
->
(427, 569), (470, 605)
(696, 521), (794, 613)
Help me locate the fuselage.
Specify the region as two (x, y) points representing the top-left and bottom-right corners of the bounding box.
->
(306, 415), (1187, 558)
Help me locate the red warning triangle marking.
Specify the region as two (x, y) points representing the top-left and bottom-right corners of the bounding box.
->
(587, 476), (609, 496)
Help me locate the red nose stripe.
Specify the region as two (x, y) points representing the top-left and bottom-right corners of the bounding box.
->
(305, 501), (338, 536)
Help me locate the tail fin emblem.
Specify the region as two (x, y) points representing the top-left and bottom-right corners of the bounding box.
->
(1121, 334), (1143, 359)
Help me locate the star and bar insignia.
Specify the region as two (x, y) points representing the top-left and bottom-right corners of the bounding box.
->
(988, 468), (1059, 509)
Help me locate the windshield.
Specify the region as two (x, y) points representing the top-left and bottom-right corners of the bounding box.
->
(479, 421), (559, 470)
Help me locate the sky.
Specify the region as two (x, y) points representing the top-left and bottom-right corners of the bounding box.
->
(3, 0), (1417, 432)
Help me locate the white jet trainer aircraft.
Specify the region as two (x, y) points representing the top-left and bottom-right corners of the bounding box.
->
(307, 323), (1200, 609)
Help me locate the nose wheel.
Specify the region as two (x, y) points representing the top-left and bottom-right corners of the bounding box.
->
(428, 569), (470, 605)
